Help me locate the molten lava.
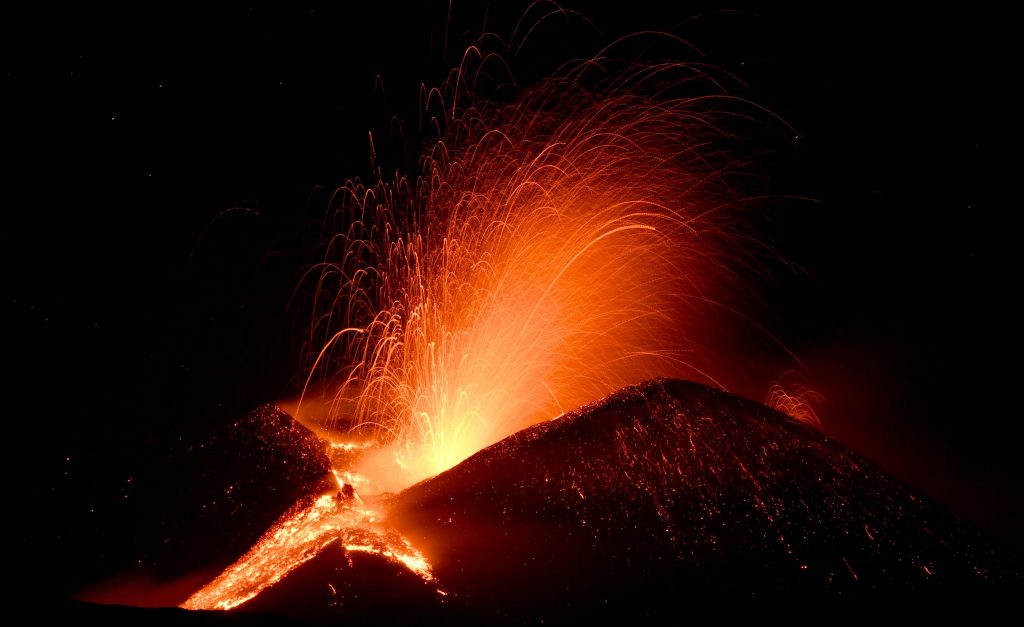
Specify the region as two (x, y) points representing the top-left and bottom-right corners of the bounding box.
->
(183, 440), (439, 610)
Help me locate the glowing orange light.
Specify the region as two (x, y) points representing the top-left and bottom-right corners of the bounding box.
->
(182, 490), (437, 610)
(298, 55), (759, 493)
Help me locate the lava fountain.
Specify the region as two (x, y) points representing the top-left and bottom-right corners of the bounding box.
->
(297, 52), (778, 494)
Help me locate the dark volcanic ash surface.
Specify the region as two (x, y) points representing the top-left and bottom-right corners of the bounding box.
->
(390, 379), (1019, 615)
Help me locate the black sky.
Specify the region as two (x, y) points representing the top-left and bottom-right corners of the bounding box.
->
(4, 1), (1020, 598)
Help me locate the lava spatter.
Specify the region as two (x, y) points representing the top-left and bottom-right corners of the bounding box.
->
(297, 51), (773, 492)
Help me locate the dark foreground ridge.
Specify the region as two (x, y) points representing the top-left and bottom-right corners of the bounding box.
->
(390, 379), (1019, 616)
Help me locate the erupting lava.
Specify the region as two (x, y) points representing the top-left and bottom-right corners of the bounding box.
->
(297, 52), (769, 493)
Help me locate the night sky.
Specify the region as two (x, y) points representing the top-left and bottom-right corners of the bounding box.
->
(4, 2), (1019, 601)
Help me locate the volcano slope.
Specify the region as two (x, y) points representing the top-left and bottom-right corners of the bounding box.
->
(387, 379), (1017, 618)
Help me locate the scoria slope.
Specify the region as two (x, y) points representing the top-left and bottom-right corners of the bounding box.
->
(389, 378), (1017, 616)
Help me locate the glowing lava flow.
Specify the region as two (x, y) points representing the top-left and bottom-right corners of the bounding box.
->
(182, 465), (437, 611)
(299, 53), (772, 493)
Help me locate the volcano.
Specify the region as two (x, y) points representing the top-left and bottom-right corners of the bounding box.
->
(82, 379), (1018, 623)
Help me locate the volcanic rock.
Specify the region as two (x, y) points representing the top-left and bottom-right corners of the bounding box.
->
(389, 379), (1018, 618)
